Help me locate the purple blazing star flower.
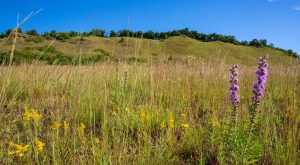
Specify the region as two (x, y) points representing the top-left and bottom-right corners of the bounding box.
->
(247, 55), (269, 141)
(252, 55), (268, 105)
(229, 64), (240, 106)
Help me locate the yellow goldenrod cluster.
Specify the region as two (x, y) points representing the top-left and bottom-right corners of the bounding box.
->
(180, 113), (189, 129)
(52, 121), (61, 130)
(63, 120), (68, 131)
(169, 112), (174, 128)
(23, 107), (41, 122)
(95, 137), (100, 144)
(160, 120), (166, 128)
(78, 123), (86, 134)
(9, 142), (29, 157)
(35, 139), (45, 152)
(181, 113), (187, 117)
(161, 112), (190, 129)
(181, 123), (190, 129)
(140, 110), (150, 121)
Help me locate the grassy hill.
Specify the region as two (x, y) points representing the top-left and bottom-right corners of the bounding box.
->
(0, 35), (298, 66)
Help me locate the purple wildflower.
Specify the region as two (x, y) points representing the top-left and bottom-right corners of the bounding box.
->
(229, 64), (240, 106)
(247, 55), (269, 145)
(252, 55), (268, 105)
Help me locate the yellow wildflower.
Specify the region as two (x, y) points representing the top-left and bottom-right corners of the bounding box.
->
(63, 120), (68, 131)
(169, 112), (174, 128)
(181, 123), (190, 129)
(52, 121), (61, 130)
(9, 142), (29, 157)
(140, 111), (146, 120)
(78, 123), (86, 134)
(23, 107), (41, 122)
(181, 113), (187, 117)
(95, 137), (100, 144)
(160, 121), (166, 129)
(31, 110), (41, 121)
(23, 107), (31, 121)
(35, 139), (45, 152)
(145, 112), (151, 121)
(140, 111), (150, 121)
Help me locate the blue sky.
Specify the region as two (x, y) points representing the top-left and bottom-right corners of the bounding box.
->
(0, 0), (299, 53)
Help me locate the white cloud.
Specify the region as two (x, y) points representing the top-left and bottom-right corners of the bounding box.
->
(294, 6), (300, 11)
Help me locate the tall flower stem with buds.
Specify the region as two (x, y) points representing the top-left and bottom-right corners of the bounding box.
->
(229, 64), (240, 129)
(226, 64), (241, 164)
(249, 55), (268, 136)
(243, 55), (269, 161)
(112, 59), (121, 107)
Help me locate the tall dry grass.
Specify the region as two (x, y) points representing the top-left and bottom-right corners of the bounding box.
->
(0, 59), (298, 164)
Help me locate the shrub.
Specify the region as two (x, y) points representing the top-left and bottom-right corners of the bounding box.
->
(0, 47), (112, 65)
(57, 32), (71, 41)
(26, 29), (39, 36)
(37, 46), (59, 54)
(24, 36), (44, 43)
(42, 32), (52, 39)
(127, 57), (147, 64)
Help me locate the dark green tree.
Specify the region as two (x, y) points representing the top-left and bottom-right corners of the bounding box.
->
(249, 39), (263, 47)
(69, 31), (79, 37)
(89, 29), (105, 37)
(49, 30), (58, 38)
(119, 29), (132, 37)
(259, 39), (267, 46)
(26, 29), (39, 36)
(135, 31), (143, 38)
(109, 30), (117, 37)
(144, 31), (155, 39)
(0, 32), (5, 38)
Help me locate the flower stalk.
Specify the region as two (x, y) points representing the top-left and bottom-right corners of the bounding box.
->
(249, 55), (268, 132)
(229, 64), (240, 128)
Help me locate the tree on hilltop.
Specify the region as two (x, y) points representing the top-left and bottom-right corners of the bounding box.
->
(26, 29), (39, 36)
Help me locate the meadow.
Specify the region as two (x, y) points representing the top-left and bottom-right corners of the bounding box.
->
(0, 60), (298, 164)
(0, 35), (299, 164)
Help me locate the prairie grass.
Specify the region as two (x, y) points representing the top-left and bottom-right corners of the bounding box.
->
(0, 59), (299, 164)
(1, 36), (297, 66)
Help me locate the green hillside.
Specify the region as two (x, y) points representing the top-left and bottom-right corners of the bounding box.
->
(0, 35), (298, 66)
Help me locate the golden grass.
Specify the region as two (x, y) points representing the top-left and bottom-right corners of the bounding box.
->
(1, 36), (298, 66)
(0, 60), (299, 164)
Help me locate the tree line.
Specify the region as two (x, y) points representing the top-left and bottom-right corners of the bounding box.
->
(0, 28), (298, 58)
